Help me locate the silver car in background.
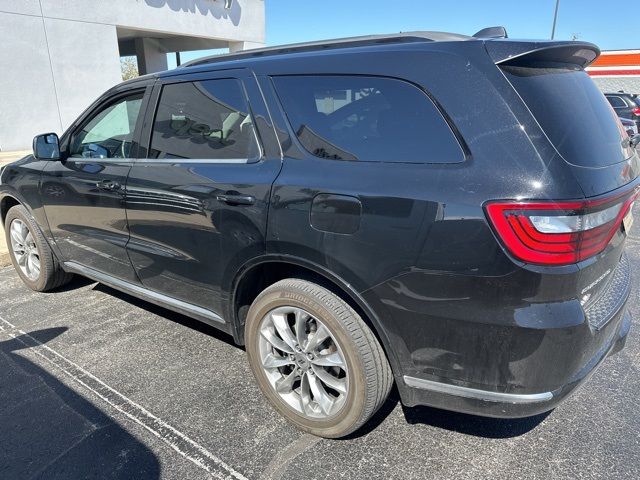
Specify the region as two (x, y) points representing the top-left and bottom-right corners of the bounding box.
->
(620, 116), (639, 136)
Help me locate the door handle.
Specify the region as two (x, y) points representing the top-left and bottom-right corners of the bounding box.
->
(216, 192), (256, 206)
(97, 180), (121, 191)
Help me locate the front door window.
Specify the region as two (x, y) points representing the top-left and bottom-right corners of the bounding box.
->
(70, 93), (143, 159)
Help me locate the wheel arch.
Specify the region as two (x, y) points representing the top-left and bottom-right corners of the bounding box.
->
(0, 194), (22, 225)
(228, 254), (401, 378)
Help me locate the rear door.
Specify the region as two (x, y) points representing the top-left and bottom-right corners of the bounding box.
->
(125, 69), (281, 319)
(41, 87), (151, 282)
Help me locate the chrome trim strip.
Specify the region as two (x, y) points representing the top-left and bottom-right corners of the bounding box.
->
(64, 262), (225, 325)
(133, 158), (251, 165)
(403, 375), (554, 404)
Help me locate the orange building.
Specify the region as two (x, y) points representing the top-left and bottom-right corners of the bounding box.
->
(587, 50), (640, 94)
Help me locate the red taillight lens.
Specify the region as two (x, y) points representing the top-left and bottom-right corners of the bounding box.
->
(485, 187), (640, 265)
(632, 107), (640, 116)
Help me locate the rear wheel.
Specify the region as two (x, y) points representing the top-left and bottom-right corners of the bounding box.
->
(4, 205), (72, 291)
(245, 278), (392, 438)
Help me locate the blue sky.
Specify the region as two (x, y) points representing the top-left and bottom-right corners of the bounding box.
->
(171, 0), (632, 67)
(265, 0), (628, 49)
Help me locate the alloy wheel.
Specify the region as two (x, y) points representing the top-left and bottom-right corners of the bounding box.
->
(258, 306), (349, 419)
(9, 219), (41, 281)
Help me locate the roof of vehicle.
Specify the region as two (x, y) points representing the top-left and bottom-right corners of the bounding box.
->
(181, 31), (473, 68)
(116, 28), (598, 87)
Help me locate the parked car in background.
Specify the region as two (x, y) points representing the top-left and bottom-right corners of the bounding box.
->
(1, 28), (638, 438)
(620, 116), (639, 137)
(606, 92), (640, 127)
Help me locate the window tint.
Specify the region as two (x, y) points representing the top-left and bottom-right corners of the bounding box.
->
(149, 79), (258, 160)
(607, 96), (626, 108)
(503, 67), (634, 167)
(70, 93), (143, 158)
(273, 76), (464, 163)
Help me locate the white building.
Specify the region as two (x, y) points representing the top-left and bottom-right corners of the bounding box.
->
(0, 0), (265, 150)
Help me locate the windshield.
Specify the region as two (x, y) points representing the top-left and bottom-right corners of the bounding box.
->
(502, 66), (635, 167)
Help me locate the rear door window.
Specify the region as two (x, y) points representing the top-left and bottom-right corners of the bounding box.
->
(272, 75), (465, 163)
(502, 67), (634, 167)
(149, 79), (259, 160)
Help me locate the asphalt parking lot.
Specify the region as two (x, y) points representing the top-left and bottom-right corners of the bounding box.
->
(1, 203), (639, 480)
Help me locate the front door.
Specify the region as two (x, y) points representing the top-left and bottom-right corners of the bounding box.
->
(125, 70), (281, 317)
(41, 89), (148, 282)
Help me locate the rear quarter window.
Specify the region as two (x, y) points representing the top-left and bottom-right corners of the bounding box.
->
(272, 75), (465, 164)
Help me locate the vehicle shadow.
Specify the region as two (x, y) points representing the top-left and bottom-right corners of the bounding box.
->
(400, 403), (550, 439)
(0, 328), (160, 479)
(91, 282), (240, 348)
(49, 274), (94, 293)
(92, 281), (549, 440)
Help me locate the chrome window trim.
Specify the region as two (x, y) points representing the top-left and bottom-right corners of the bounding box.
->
(133, 158), (250, 165)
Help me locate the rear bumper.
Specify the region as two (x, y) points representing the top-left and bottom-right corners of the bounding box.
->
(399, 307), (631, 418)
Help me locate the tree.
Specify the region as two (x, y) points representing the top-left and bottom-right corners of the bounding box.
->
(121, 57), (139, 81)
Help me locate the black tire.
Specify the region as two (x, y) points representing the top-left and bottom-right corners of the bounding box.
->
(4, 205), (73, 292)
(245, 278), (393, 438)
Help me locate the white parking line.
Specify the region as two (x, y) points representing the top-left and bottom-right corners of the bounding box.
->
(0, 315), (248, 480)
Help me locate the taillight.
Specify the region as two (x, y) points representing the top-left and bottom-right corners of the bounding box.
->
(633, 107), (640, 116)
(485, 186), (640, 265)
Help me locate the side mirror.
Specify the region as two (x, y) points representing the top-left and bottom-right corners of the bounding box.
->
(33, 133), (60, 160)
(630, 134), (640, 149)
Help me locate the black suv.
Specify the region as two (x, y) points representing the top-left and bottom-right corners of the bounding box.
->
(606, 92), (640, 128)
(1, 29), (638, 438)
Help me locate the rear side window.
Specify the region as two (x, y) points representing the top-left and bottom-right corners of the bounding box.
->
(606, 96), (626, 108)
(272, 75), (465, 163)
(502, 67), (634, 167)
(149, 79), (258, 160)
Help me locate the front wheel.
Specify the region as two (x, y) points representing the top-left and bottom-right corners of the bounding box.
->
(245, 279), (392, 438)
(4, 205), (72, 291)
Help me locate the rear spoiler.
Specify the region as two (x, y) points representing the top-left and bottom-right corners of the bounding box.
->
(485, 40), (600, 69)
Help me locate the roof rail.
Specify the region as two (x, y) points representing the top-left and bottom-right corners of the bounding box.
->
(473, 26), (508, 39)
(181, 31), (471, 68)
